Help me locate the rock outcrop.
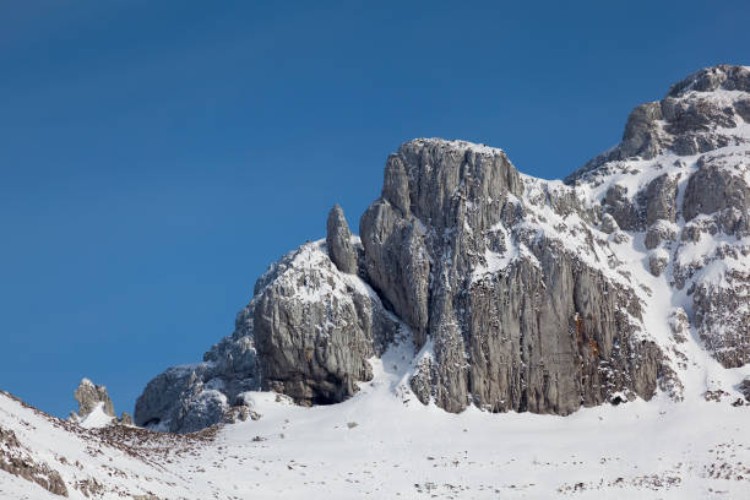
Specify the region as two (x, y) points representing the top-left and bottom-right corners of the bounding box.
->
(136, 64), (750, 432)
(74, 379), (115, 419)
(134, 330), (260, 433)
(253, 242), (399, 405)
(0, 425), (68, 497)
(326, 204), (358, 275)
(569, 65), (750, 182)
(71, 378), (134, 427)
(135, 241), (398, 432)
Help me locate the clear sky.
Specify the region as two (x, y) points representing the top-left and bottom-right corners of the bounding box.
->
(1, 0), (748, 418)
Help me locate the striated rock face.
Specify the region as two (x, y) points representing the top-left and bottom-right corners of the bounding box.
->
(252, 242), (399, 405)
(136, 64), (750, 431)
(360, 139), (664, 414)
(326, 204), (358, 275)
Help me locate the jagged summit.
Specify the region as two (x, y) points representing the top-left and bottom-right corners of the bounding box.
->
(567, 64), (750, 184)
(132, 66), (750, 434)
(398, 137), (506, 156)
(668, 64), (750, 97)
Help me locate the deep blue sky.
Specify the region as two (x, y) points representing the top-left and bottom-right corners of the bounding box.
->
(1, 0), (747, 418)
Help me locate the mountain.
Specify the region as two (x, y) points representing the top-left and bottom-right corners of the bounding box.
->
(3, 65), (750, 498)
(136, 64), (750, 432)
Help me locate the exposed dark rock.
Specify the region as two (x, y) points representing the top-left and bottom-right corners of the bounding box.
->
(645, 221), (677, 250)
(649, 252), (669, 277)
(667, 65), (750, 97)
(739, 378), (750, 402)
(602, 184), (644, 231)
(645, 173), (679, 225)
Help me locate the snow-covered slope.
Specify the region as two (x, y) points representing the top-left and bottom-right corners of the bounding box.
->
(0, 391), (210, 499)
(3, 347), (750, 498)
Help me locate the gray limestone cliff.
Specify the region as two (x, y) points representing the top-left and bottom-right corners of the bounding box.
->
(360, 139), (664, 414)
(135, 65), (750, 432)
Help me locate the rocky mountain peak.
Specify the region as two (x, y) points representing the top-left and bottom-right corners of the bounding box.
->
(568, 64), (750, 183)
(134, 66), (750, 433)
(382, 138), (523, 226)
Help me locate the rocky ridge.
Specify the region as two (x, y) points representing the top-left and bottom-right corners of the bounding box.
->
(135, 65), (750, 433)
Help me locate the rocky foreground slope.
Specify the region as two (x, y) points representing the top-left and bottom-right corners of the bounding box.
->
(132, 64), (750, 433)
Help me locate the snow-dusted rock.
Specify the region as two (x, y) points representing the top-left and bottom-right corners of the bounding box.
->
(134, 335), (260, 433)
(253, 242), (400, 405)
(136, 64), (750, 431)
(360, 139), (665, 414)
(135, 319), (261, 432)
(567, 64), (750, 370)
(569, 65), (750, 182)
(72, 378), (115, 423)
(136, 241), (398, 432)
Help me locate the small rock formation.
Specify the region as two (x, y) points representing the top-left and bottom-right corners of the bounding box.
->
(71, 378), (134, 427)
(73, 378), (115, 419)
(326, 204), (358, 274)
(600, 213), (619, 234)
(119, 412), (134, 426)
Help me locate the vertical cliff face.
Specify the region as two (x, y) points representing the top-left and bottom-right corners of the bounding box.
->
(359, 139), (665, 414)
(135, 65), (750, 432)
